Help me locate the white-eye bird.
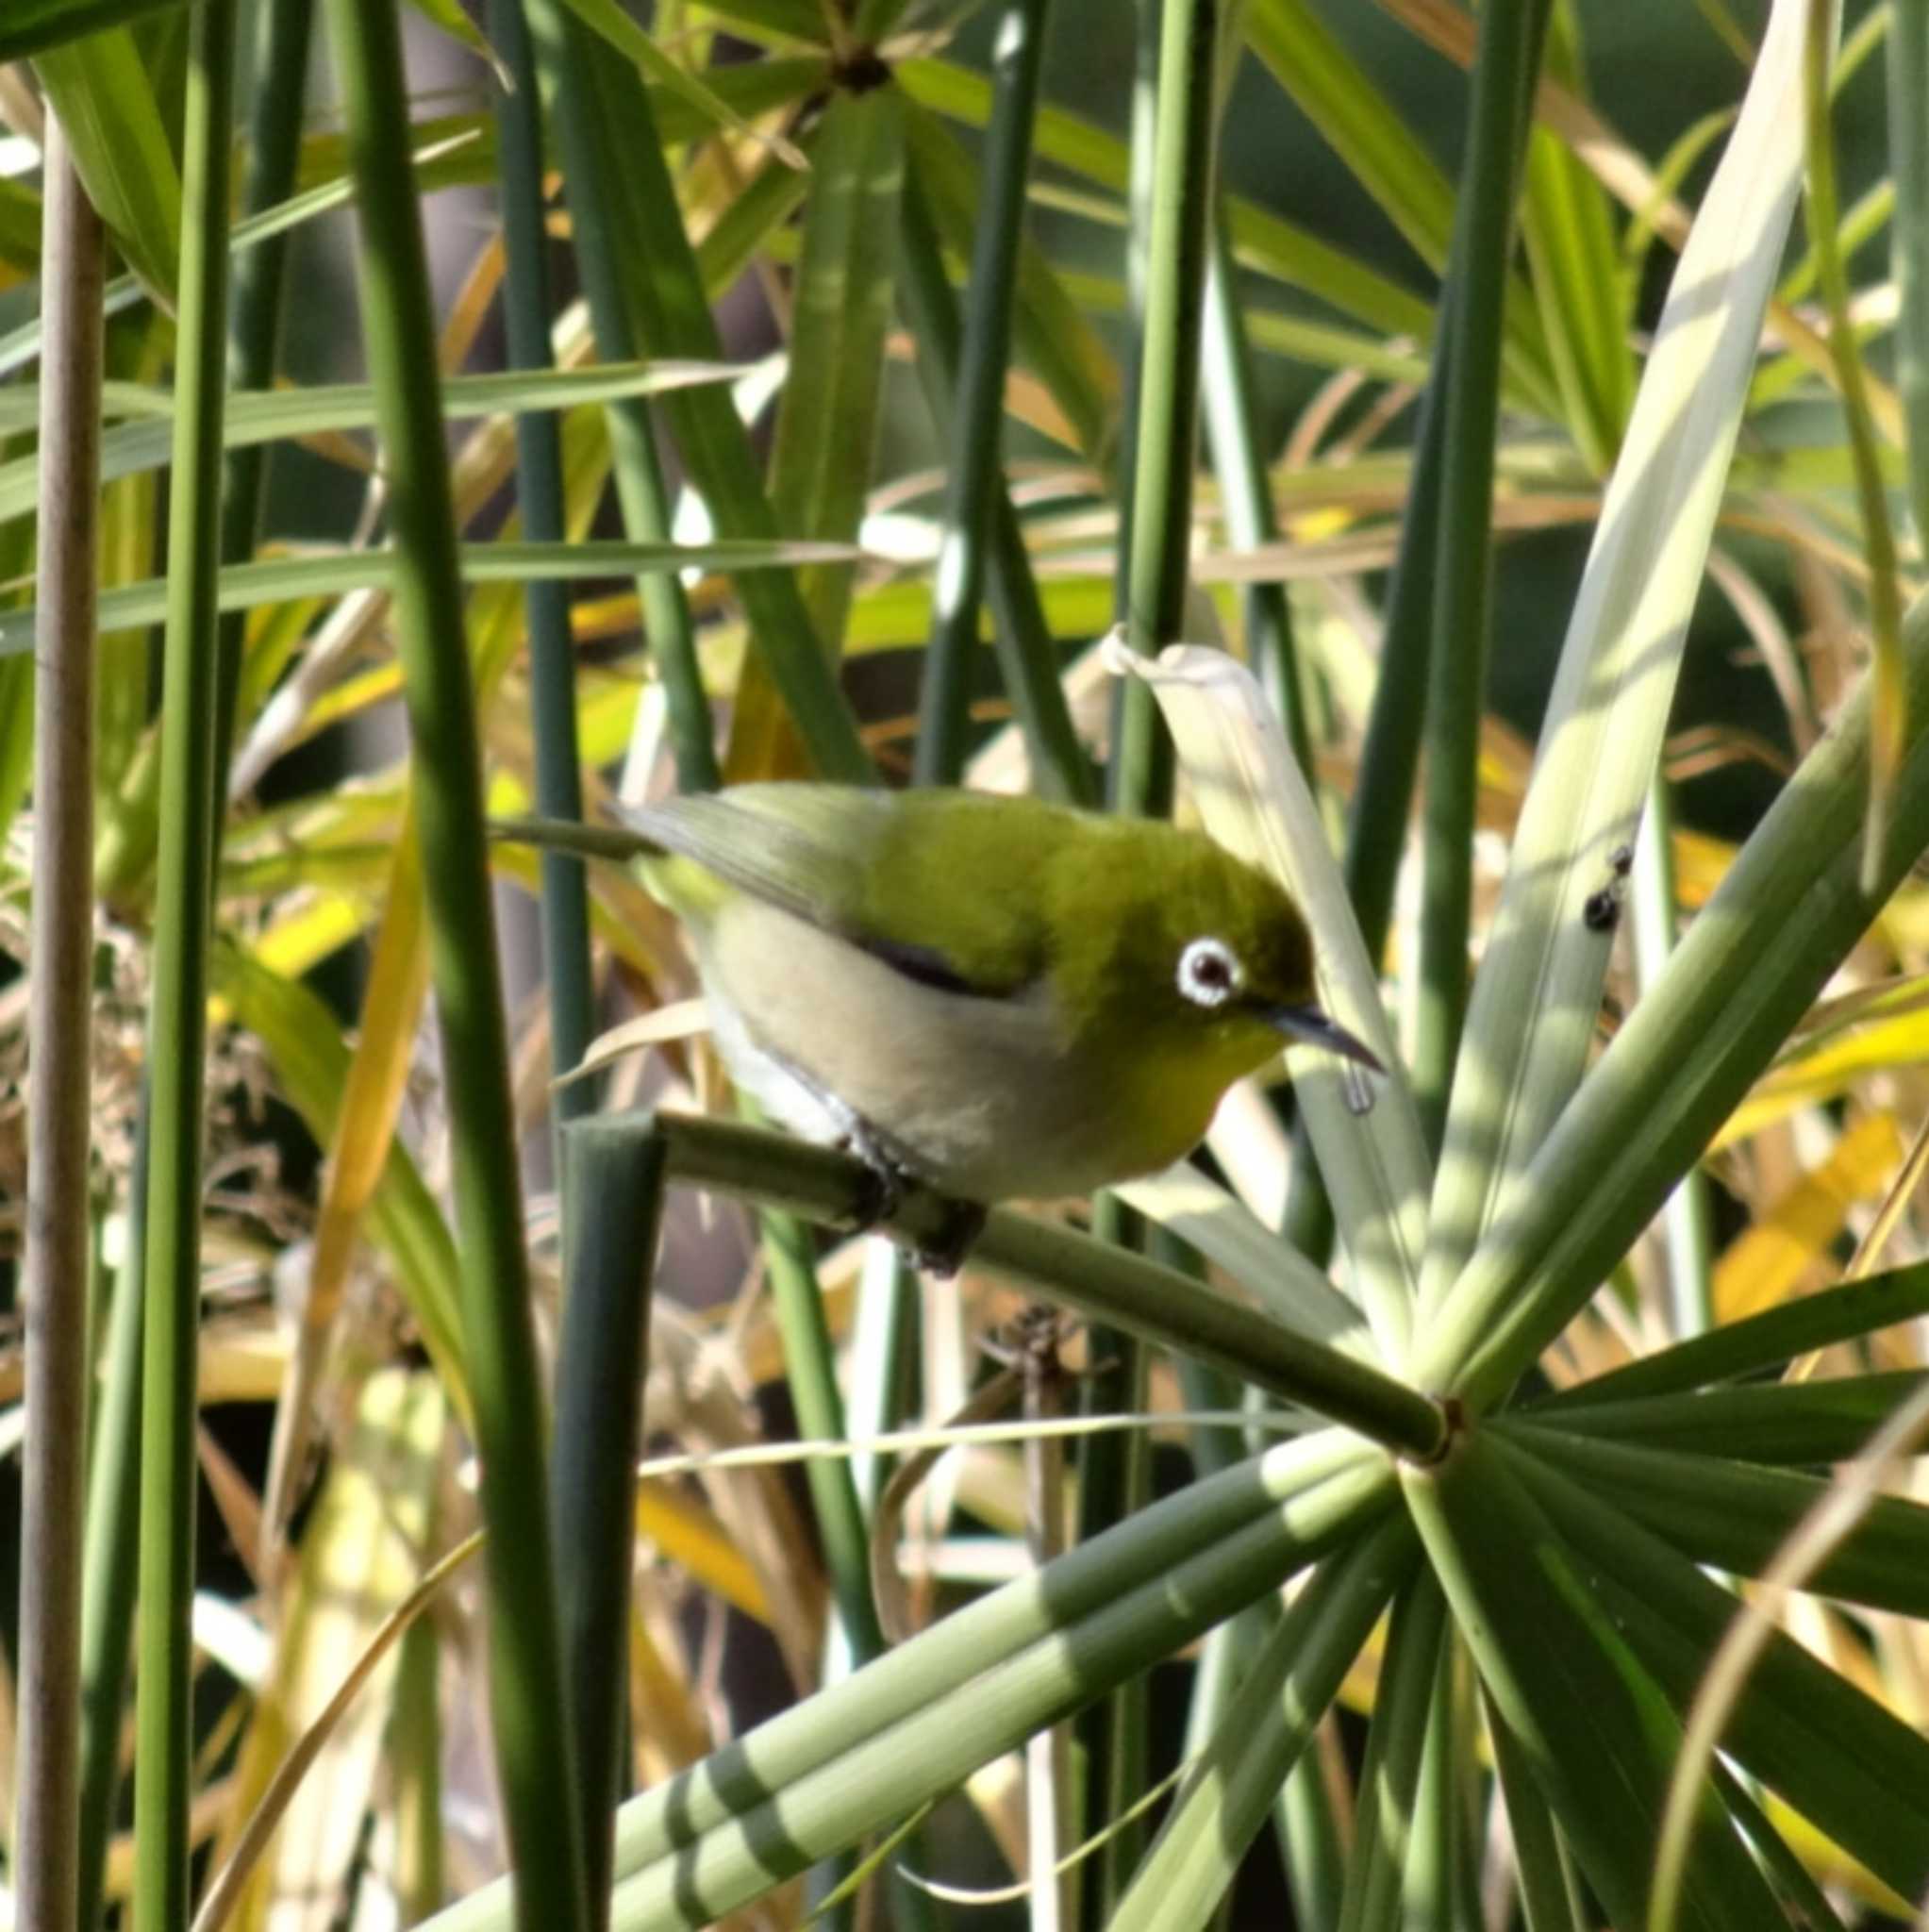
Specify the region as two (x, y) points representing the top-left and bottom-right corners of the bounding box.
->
(507, 784), (1379, 1258)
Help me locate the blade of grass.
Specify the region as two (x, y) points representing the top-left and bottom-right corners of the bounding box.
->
(0, 536), (862, 655)
(1505, 1424), (1929, 1620)
(1521, 1375), (1929, 1464)
(323, 0), (589, 1922)
(1802, 0), (1904, 893)
(1485, 1424), (1929, 1915)
(132, 8), (234, 1924)
(912, 0), (1050, 787)
(529, 14), (721, 797)
(1890, 0), (1929, 542)
(18, 108), (104, 1932)
(1333, 1569), (1451, 1932)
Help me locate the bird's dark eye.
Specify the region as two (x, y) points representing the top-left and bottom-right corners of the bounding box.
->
(1176, 937), (1243, 1008)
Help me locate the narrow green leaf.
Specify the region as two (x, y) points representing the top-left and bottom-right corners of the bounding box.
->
(1525, 1374), (1929, 1463)
(1543, 1257), (1929, 1405)
(1519, 2), (1637, 472)
(1418, 0), (1814, 1345)
(0, 360), (743, 525)
(905, 102), (1122, 474)
(1404, 1429), (1783, 1932)
(1422, 588), (1929, 1407)
(34, 24), (182, 306)
(1106, 1521), (1413, 1932)
(1498, 1427), (1929, 1903)
(0, 538), (862, 656)
(760, 84), (903, 691)
(1508, 1424), (1929, 1620)
(560, 0), (807, 167)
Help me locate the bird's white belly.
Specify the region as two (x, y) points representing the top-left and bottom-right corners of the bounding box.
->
(695, 899), (1134, 1202)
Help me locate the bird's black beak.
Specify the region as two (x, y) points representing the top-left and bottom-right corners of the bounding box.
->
(1264, 1004), (1386, 1075)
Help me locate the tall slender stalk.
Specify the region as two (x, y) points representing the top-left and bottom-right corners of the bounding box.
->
(552, 1123), (665, 1927)
(913, 0), (1051, 786)
(1411, 0), (1552, 1144)
(133, 6), (236, 1924)
(19, 108), (104, 1932)
(896, 170), (1094, 803)
(524, 0), (720, 796)
(487, 0), (597, 1108)
(322, 1), (589, 1925)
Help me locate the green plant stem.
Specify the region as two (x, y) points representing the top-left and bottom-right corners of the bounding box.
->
(524, 0), (872, 785)
(523, 2), (719, 794)
(1116, 0), (1221, 805)
(77, 1133), (144, 1932)
(487, 0), (597, 1108)
(913, 0), (1051, 785)
(1889, 0), (1929, 546)
(133, 6), (235, 1924)
(1541, 1257), (1929, 1407)
(896, 169), (1096, 787)
(1412, 0), (1552, 1146)
(1200, 209), (1312, 774)
(1108, 1522), (1412, 1932)
(19, 108), (104, 1932)
(1804, 0), (1903, 892)
(322, 0), (589, 1925)
(210, 0), (314, 790)
(761, 1208), (889, 1658)
(647, 1110), (1445, 1457)
(424, 1430), (1394, 1932)
(552, 1122), (665, 1925)
(1630, 775), (1715, 1338)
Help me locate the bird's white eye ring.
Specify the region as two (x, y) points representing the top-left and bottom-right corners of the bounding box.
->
(1176, 936), (1243, 1008)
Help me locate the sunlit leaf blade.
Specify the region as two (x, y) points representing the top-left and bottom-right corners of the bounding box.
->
(0, 539), (865, 656)
(1403, 1431), (1784, 1931)
(0, 360), (743, 525)
(1418, 0), (1815, 1328)
(34, 24), (181, 305)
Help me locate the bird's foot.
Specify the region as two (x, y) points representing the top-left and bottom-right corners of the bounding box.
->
(837, 1123), (986, 1276)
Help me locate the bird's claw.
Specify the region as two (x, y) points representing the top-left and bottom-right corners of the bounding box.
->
(839, 1124), (986, 1276)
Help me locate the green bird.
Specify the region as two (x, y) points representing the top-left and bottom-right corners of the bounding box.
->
(506, 784), (1380, 1262)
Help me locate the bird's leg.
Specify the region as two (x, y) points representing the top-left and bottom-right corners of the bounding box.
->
(835, 1116), (987, 1277)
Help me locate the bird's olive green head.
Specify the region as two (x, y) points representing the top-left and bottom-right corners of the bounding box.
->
(1041, 819), (1377, 1078)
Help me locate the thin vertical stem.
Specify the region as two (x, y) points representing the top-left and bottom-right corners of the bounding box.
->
(488, 0), (598, 1106)
(1115, 0), (1221, 811)
(323, 0), (590, 1924)
(913, 0), (1052, 786)
(524, 0), (720, 796)
(134, 6), (236, 1925)
(553, 1123), (665, 1927)
(897, 171), (1094, 803)
(1411, 0), (1552, 1147)
(20, 109), (104, 1932)
(1888, 0), (1929, 547)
